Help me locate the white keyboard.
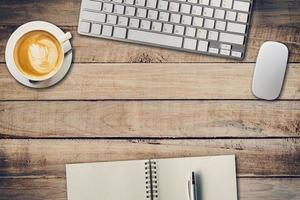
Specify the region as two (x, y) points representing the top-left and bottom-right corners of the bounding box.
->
(78, 0), (253, 59)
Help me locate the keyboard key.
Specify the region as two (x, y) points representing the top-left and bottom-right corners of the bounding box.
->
(214, 9), (225, 19)
(181, 4), (191, 14)
(163, 23), (173, 33)
(79, 21), (90, 33)
(127, 29), (183, 47)
(125, 7), (136, 16)
(135, 0), (145, 6)
(183, 38), (197, 50)
(199, 0), (210, 5)
(209, 47), (219, 54)
(197, 40), (209, 51)
(232, 51), (242, 57)
(147, 0), (158, 8)
(91, 23), (102, 34)
(159, 12), (169, 21)
(113, 27), (127, 38)
(210, 0), (221, 7)
(140, 20), (151, 29)
(185, 27), (196, 37)
(222, 0), (233, 9)
(169, 2), (180, 12)
(137, 8), (147, 17)
(158, 0), (169, 10)
(103, 3), (113, 12)
(148, 10), (158, 19)
(114, 5), (125, 14)
(227, 22), (246, 34)
(220, 49), (230, 55)
(191, 6), (202, 15)
(124, 0), (134, 4)
(181, 15), (192, 25)
(82, 0), (102, 10)
(197, 29), (207, 39)
(151, 21), (162, 31)
(174, 25), (185, 35)
(170, 14), (181, 23)
(221, 44), (231, 50)
(237, 12), (248, 23)
(118, 16), (129, 26)
(215, 21), (226, 30)
(226, 11), (236, 21)
(233, 1), (250, 12)
(107, 15), (117, 24)
(208, 31), (219, 40)
(102, 25), (113, 36)
(193, 17), (203, 26)
(204, 19), (215, 29)
(81, 11), (106, 22)
(203, 7), (214, 17)
(129, 18), (140, 28)
(219, 32), (244, 44)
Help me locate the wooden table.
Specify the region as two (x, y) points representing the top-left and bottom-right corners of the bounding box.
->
(0, 0), (300, 199)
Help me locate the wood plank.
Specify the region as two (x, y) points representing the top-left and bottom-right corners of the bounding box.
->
(1, 25), (299, 63)
(0, 63), (300, 100)
(0, 139), (299, 176)
(0, 1), (299, 63)
(1, 101), (300, 138)
(0, 177), (299, 200)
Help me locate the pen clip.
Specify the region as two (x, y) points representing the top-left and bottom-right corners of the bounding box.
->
(187, 179), (191, 200)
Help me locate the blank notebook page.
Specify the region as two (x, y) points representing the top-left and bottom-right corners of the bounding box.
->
(155, 155), (237, 200)
(66, 160), (148, 200)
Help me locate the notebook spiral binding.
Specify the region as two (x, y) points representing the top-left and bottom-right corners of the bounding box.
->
(145, 160), (158, 200)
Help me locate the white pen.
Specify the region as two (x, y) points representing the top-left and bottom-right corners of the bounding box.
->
(188, 171), (198, 200)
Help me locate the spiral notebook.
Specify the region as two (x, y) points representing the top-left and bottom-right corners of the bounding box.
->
(66, 155), (237, 200)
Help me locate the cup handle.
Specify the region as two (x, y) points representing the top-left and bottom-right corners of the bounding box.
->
(58, 32), (72, 53)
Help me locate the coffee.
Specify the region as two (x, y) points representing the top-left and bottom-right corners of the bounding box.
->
(13, 30), (63, 80)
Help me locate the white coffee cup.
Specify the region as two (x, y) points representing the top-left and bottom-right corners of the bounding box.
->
(5, 21), (72, 81)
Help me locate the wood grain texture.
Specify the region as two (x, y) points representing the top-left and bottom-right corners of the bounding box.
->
(0, 63), (300, 100)
(1, 101), (300, 138)
(0, 177), (299, 200)
(0, 139), (299, 176)
(0, 0), (300, 199)
(0, 0), (300, 63)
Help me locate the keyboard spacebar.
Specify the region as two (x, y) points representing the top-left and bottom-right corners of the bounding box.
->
(127, 29), (183, 48)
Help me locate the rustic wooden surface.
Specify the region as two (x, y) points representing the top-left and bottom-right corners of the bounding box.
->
(0, 0), (300, 199)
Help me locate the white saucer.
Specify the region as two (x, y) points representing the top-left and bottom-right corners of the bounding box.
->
(5, 21), (73, 88)
(6, 48), (72, 88)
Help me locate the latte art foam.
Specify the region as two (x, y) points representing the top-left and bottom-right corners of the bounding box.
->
(14, 31), (63, 79)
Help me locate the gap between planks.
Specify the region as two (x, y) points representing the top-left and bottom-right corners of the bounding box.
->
(1, 175), (300, 179)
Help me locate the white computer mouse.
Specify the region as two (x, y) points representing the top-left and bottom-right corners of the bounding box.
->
(252, 41), (289, 100)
